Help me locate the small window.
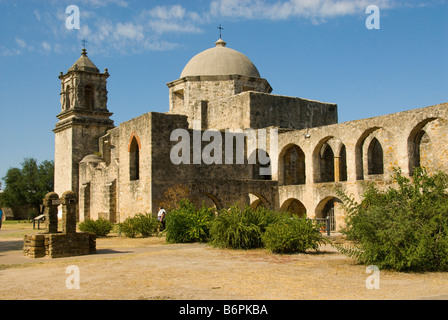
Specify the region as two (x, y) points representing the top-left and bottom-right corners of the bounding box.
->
(65, 86), (71, 110)
(85, 85), (94, 109)
(129, 137), (140, 181)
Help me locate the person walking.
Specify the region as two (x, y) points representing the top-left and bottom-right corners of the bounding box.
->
(157, 206), (167, 231)
(0, 208), (4, 231)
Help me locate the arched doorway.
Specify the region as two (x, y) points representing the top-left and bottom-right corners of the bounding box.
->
(315, 197), (343, 232)
(280, 198), (307, 218)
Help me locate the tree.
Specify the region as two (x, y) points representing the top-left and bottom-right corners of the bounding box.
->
(159, 184), (190, 211)
(337, 167), (448, 272)
(0, 158), (54, 217)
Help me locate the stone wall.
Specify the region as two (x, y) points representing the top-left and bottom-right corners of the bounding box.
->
(276, 102), (448, 231)
(205, 92), (337, 131)
(167, 75), (272, 128)
(248, 92), (338, 130)
(23, 233), (96, 259)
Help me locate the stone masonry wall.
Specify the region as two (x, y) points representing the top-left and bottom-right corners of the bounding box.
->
(276, 102), (448, 231)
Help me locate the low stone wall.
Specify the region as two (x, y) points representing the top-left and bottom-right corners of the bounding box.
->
(23, 233), (96, 259)
(23, 234), (46, 258)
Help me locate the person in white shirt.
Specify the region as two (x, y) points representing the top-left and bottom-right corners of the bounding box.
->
(157, 206), (166, 230)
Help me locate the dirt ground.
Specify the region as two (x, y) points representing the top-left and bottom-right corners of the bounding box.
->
(1, 225), (448, 300)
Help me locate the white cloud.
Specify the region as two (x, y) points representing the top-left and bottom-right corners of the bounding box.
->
(34, 9), (41, 22)
(209, 0), (394, 21)
(42, 41), (52, 52)
(15, 37), (27, 49)
(114, 22), (145, 41)
(7, 0), (402, 57)
(65, 0), (129, 8)
(148, 5), (187, 20)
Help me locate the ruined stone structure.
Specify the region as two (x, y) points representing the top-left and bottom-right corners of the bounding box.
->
(23, 191), (96, 258)
(53, 38), (448, 232)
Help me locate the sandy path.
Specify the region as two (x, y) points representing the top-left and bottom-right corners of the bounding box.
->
(1, 235), (447, 300)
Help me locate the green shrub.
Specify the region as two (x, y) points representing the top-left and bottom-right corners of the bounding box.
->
(262, 214), (327, 254)
(78, 218), (113, 237)
(119, 213), (159, 238)
(134, 213), (159, 237)
(119, 217), (138, 238)
(209, 205), (278, 250)
(165, 199), (215, 243)
(337, 167), (448, 272)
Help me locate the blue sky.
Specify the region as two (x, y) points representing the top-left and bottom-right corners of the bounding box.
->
(0, 0), (447, 187)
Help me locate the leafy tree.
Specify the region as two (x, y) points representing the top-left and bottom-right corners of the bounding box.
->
(159, 184), (190, 211)
(0, 158), (54, 216)
(337, 167), (448, 272)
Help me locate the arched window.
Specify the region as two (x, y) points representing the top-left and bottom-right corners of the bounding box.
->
(368, 138), (383, 175)
(283, 145), (305, 185)
(409, 127), (432, 175)
(84, 85), (94, 109)
(65, 85), (71, 110)
(129, 136), (140, 181)
(321, 144), (335, 182)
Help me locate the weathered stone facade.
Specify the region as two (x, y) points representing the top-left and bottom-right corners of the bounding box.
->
(54, 40), (448, 231)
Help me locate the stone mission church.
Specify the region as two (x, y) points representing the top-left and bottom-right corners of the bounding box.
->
(54, 38), (448, 232)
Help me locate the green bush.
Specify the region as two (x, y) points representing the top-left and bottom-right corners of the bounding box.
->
(119, 217), (138, 238)
(78, 218), (113, 237)
(119, 213), (159, 238)
(262, 214), (327, 254)
(209, 205), (278, 250)
(165, 199), (215, 243)
(337, 167), (448, 272)
(134, 213), (159, 237)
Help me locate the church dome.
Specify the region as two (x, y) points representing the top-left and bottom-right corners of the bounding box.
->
(180, 39), (261, 78)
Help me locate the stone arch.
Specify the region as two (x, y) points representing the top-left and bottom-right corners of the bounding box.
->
(408, 118), (438, 175)
(315, 196), (343, 232)
(355, 127), (382, 180)
(313, 137), (346, 183)
(367, 137), (384, 175)
(190, 192), (223, 211)
(248, 192), (269, 210)
(280, 198), (307, 218)
(313, 137), (333, 183)
(320, 143), (335, 182)
(278, 144), (306, 185)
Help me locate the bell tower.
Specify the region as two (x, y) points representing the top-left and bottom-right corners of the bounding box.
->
(54, 49), (114, 199)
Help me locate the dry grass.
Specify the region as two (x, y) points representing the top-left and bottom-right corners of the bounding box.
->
(1, 224), (448, 300)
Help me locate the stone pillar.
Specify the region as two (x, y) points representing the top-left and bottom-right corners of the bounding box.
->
(43, 193), (59, 234)
(334, 156), (341, 182)
(61, 191), (77, 234)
